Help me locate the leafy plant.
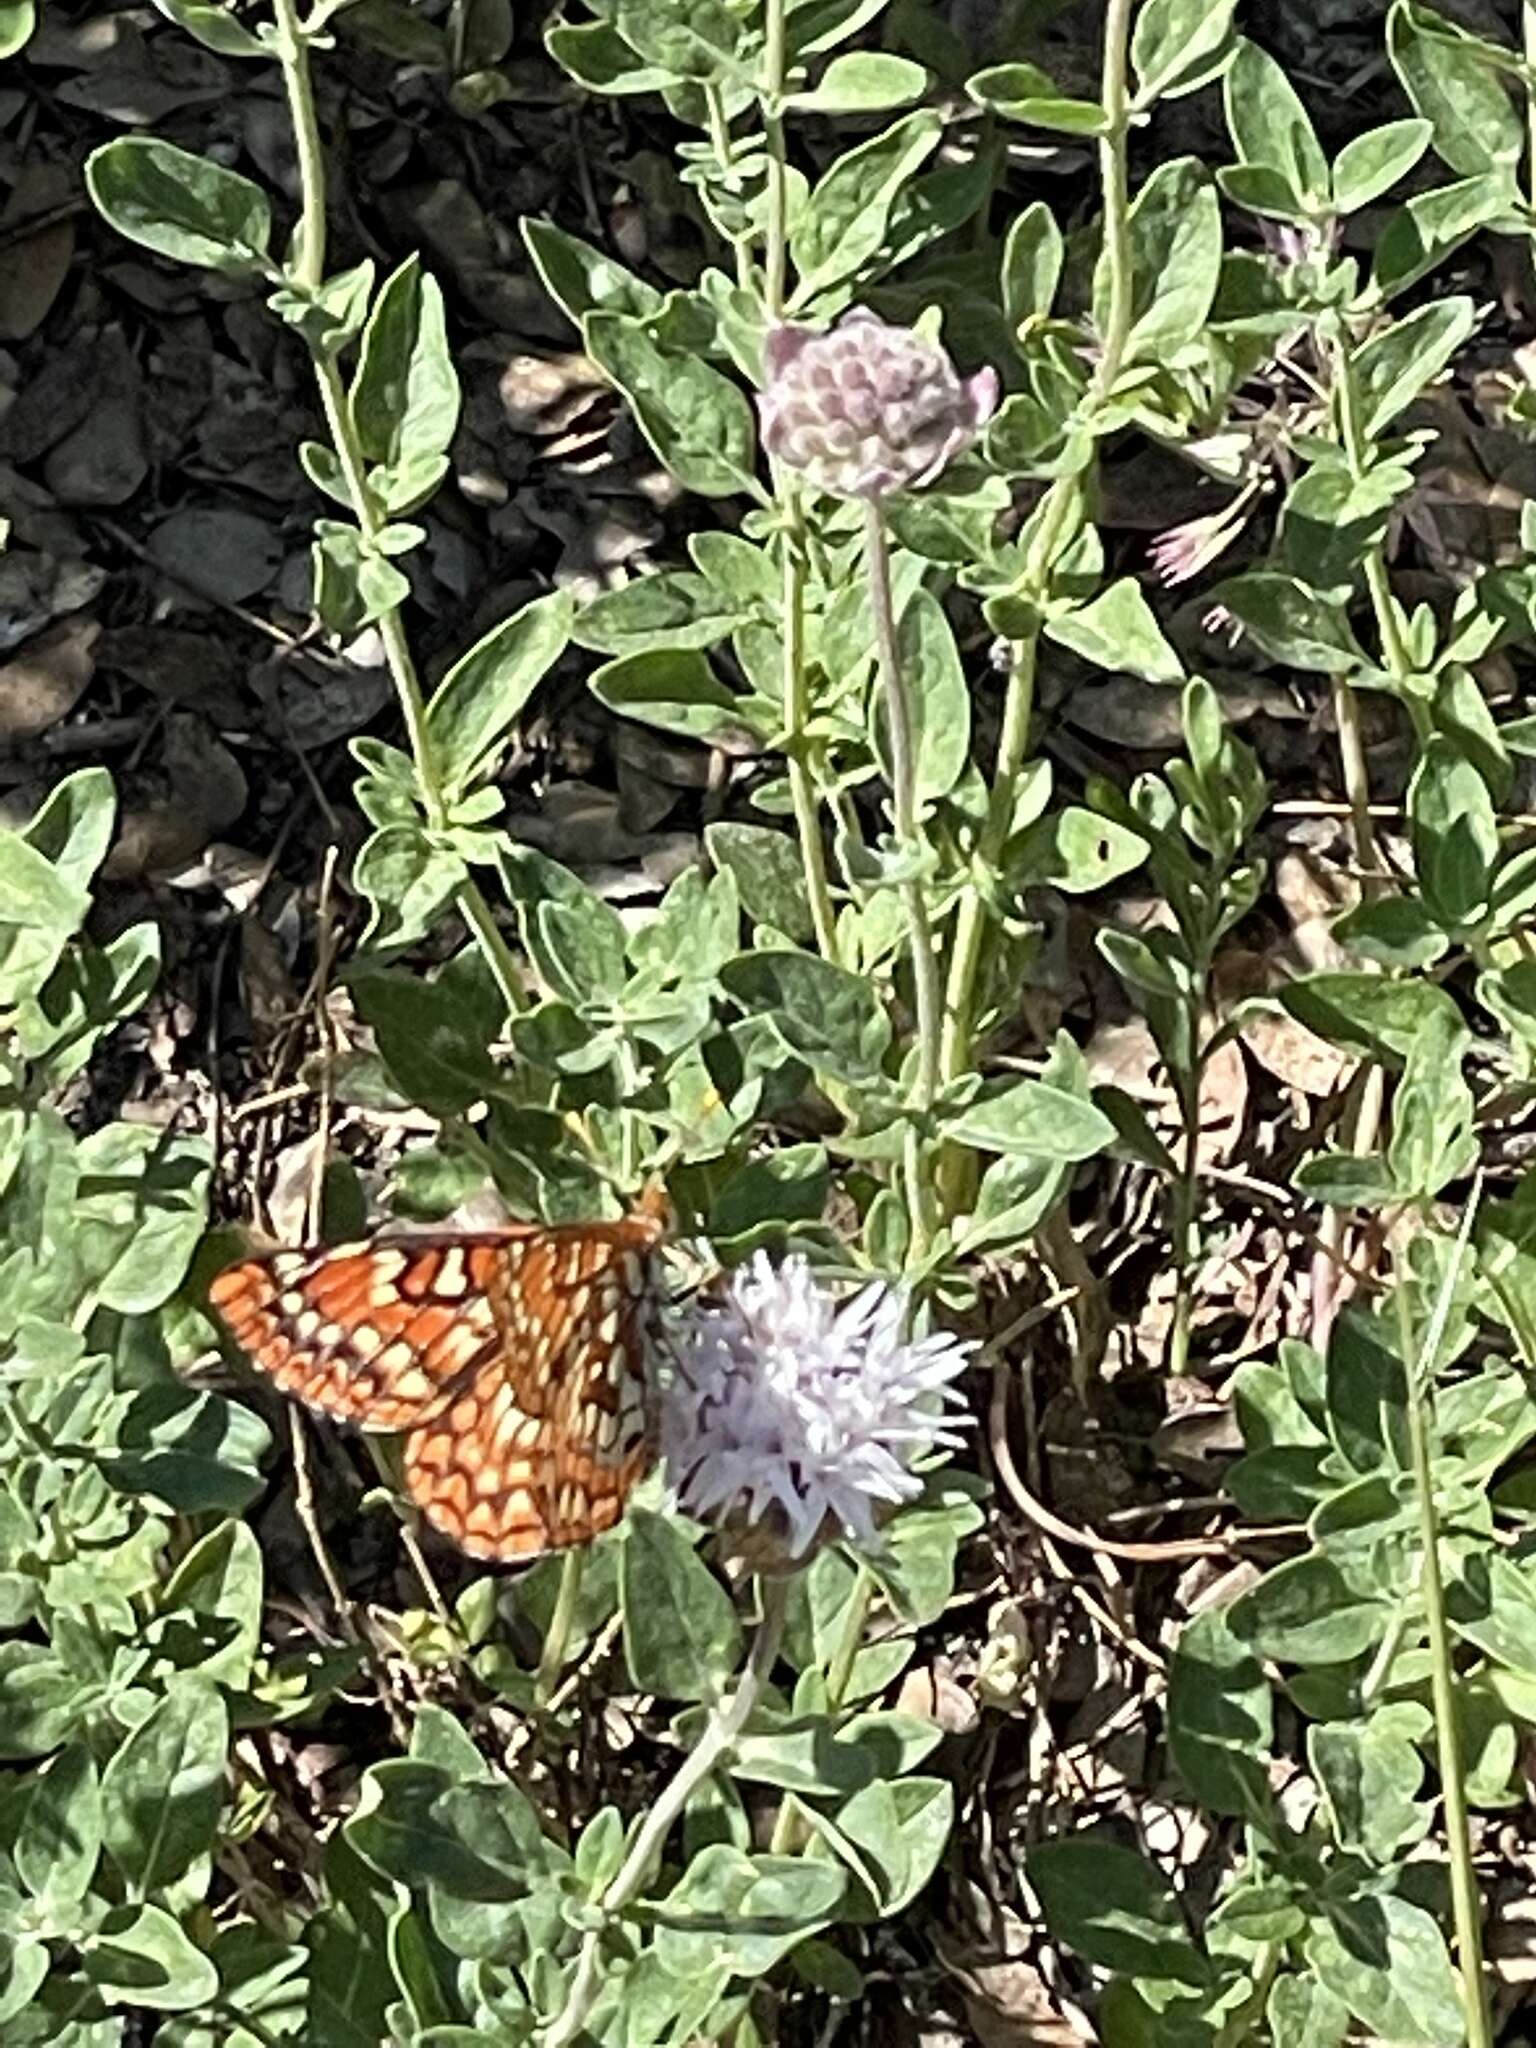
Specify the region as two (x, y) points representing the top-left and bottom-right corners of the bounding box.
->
(2, 0), (1527, 2036)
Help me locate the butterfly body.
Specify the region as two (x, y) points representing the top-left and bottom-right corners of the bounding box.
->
(209, 1217), (665, 1561)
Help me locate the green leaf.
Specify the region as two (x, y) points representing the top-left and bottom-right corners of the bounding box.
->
(101, 1678), (228, 1892)
(105, 1384), (271, 1517)
(349, 963), (500, 1112)
(1387, 1003), (1475, 1201)
(1279, 972), (1462, 1066)
(893, 590), (970, 804)
(1278, 457), (1416, 592)
(1223, 36), (1328, 207)
(353, 823), (466, 952)
(1326, 1307), (1410, 1477)
(1116, 158), (1223, 364)
(521, 218), (664, 327)
(1410, 734), (1496, 927)
(1310, 1717), (1429, 1859)
(24, 765), (118, 896)
(590, 647), (766, 751)
(1371, 170), (1513, 301)
(586, 312), (758, 498)
(621, 1509), (743, 1702)
(1331, 894), (1447, 970)
(1045, 577), (1183, 682)
(424, 590), (574, 799)
(1168, 1607), (1272, 1819)
(1217, 162), (1309, 221)
(0, 830), (91, 1008)
(156, 1518), (264, 1690)
(705, 823), (814, 942)
(86, 137), (271, 275)
(656, 1846), (845, 1976)
(823, 1776), (952, 1917)
(151, 0), (267, 55)
(968, 62), (1107, 134)
(720, 950), (891, 1083)
(574, 571), (744, 655)
(1211, 572), (1367, 673)
(1269, 1976), (1352, 2048)
(85, 1902), (221, 2011)
(1387, 0), (1522, 179)
(75, 1125), (211, 1314)
(1131, 0), (1237, 106)
(1353, 297), (1477, 438)
(1305, 1894), (1464, 2046)
(788, 51), (927, 112)
(351, 257), (460, 484)
(1000, 200), (1063, 336)
(791, 111), (943, 301)
(943, 1080), (1113, 1162)
(1332, 118), (1433, 211)
(1026, 1837), (1206, 1981)
(731, 1710), (939, 1793)
(1294, 1151), (1399, 1208)
(615, 0), (739, 78)
(0, 0), (34, 59)
(545, 18), (671, 95)
(13, 1743), (102, 1909)
(1230, 1552), (1390, 1663)
(1009, 807), (1147, 894)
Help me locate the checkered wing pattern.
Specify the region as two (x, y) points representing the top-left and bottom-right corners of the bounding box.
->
(209, 1217), (663, 1560)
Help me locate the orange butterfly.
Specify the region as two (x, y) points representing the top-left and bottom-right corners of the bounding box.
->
(209, 1215), (665, 1561)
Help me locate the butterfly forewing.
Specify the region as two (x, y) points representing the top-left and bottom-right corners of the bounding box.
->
(209, 1217), (664, 1561)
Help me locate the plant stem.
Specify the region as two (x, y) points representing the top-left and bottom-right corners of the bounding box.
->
(1088, 0), (1137, 407)
(534, 1549), (586, 1709)
(762, 0), (789, 318)
(865, 500), (942, 1258)
(1393, 1234), (1493, 2048)
(272, 0), (526, 1020)
(759, 0), (837, 964)
(780, 494), (840, 960)
(823, 1563), (874, 1706)
(542, 1578), (789, 2048)
(936, 0), (1137, 1220)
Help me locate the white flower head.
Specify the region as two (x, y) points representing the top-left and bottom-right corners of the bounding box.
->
(658, 1253), (972, 1565)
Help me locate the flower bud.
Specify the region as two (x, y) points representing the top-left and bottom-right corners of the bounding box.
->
(758, 310), (998, 501)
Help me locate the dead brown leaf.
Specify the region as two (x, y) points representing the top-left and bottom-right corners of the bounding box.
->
(0, 161), (76, 343)
(0, 616), (98, 745)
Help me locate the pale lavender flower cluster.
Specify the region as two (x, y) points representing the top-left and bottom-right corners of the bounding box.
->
(758, 310), (998, 502)
(659, 1253), (971, 1562)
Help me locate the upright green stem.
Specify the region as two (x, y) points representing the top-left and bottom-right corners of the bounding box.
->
(936, 0), (1136, 1220)
(779, 495), (840, 960)
(865, 501), (943, 1256)
(534, 1550), (586, 1709)
(1088, 0), (1136, 408)
(1393, 1258), (1493, 2048)
(760, 0), (837, 964)
(762, 0), (789, 319)
(1314, 328), (1402, 1332)
(272, 0), (526, 1020)
(541, 1579), (789, 2048)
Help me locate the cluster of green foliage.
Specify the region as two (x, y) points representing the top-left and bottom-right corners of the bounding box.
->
(0, 0), (1534, 2038)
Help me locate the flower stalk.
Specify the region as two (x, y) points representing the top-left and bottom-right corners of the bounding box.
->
(865, 501), (944, 1256)
(936, 0), (1137, 1218)
(541, 1576), (790, 2048)
(1393, 1206), (1493, 2048)
(270, 0), (527, 1020)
